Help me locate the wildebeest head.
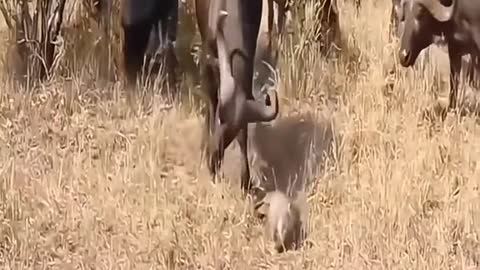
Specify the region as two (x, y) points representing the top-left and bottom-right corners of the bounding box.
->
(195, 0), (279, 192)
(208, 0), (279, 125)
(398, 0), (454, 67)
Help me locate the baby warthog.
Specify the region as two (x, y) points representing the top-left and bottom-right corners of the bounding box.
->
(254, 190), (308, 253)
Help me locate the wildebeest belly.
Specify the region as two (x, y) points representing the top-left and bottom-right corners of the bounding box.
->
(122, 0), (175, 26)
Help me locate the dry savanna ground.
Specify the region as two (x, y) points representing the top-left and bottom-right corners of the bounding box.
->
(1, 1), (480, 269)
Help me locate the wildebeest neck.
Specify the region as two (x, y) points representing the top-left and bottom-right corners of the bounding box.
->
(231, 49), (254, 99)
(223, 0), (262, 54)
(123, 0), (175, 26)
(222, 0), (263, 99)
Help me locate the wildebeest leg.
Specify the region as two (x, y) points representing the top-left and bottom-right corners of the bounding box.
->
(448, 46), (462, 111)
(123, 22), (152, 87)
(468, 30), (480, 88)
(207, 103), (222, 182)
(418, 48), (430, 73)
(472, 56), (480, 88)
(466, 55), (476, 87)
(266, 0), (274, 50)
(208, 91), (278, 187)
(202, 60), (220, 177)
(276, 4), (286, 38)
(208, 122), (241, 183)
(165, 1), (179, 94)
(236, 127), (252, 193)
(389, 0), (402, 41)
(143, 24), (160, 77)
(274, 2), (289, 63)
(204, 62), (219, 137)
(164, 42), (179, 96)
(265, 0), (281, 70)
(167, 0), (178, 44)
(150, 19), (177, 96)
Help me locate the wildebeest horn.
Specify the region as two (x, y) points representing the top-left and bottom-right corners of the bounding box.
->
(244, 89), (279, 123)
(418, 0), (454, 22)
(215, 8), (236, 113)
(219, 10), (228, 17)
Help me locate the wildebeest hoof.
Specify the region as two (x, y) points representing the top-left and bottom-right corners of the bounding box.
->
(207, 138), (224, 182)
(207, 149), (220, 175)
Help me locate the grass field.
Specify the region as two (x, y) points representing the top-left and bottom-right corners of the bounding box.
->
(1, 1), (480, 269)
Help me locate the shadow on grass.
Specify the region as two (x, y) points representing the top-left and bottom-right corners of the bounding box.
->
(248, 110), (339, 196)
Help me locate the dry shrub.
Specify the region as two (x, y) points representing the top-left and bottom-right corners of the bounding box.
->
(0, 0), (125, 86)
(60, 0), (123, 82)
(0, 0), (67, 86)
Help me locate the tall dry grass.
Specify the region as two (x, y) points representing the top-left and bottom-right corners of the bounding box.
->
(1, 0), (480, 269)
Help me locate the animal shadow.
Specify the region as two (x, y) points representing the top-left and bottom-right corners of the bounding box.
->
(249, 111), (338, 195)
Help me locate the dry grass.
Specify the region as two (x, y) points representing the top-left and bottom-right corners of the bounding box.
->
(1, 0), (480, 269)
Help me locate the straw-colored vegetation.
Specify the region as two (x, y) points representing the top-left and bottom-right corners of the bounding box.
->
(1, 0), (479, 269)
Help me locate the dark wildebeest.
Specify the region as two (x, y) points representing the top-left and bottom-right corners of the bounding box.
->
(398, 0), (480, 111)
(121, 0), (179, 90)
(390, 0), (448, 71)
(195, 0), (280, 192)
